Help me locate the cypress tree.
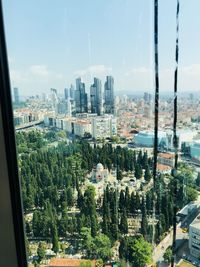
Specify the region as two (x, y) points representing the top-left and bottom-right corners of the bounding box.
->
(144, 165), (151, 182)
(135, 192), (140, 211)
(141, 196), (148, 239)
(135, 164), (142, 179)
(130, 192), (136, 214)
(52, 226), (59, 254)
(196, 172), (200, 187)
(125, 187), (130, 212)
(119, 210), (128, 234)
(119, 190), (125, 211)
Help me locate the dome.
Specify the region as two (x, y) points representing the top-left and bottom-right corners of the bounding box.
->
(96, 163), (104, 172)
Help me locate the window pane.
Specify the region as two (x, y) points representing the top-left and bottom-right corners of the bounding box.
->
(3, 1), (200, 266)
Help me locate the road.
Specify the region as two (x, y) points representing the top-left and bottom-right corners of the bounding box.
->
(15, 120), (43, 131)
(153, 224), (188, 263)
(153, 204), (200, 265)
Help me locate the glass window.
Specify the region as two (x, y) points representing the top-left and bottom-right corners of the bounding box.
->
(2, 1), (200, 266)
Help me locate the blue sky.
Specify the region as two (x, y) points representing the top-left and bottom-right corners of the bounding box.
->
(2, 0), (200, 95)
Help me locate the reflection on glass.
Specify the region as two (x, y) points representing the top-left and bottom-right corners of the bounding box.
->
(3, 0), (200, 266)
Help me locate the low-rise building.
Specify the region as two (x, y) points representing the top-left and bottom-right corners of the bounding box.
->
(44, 114), (117, 139)
(92, 115), (117, 139)
(189, 215), (200, 259)
(157, 153), (175, 167)
(91, 163), (109, 183)
(157, 163), (171, 174)
(62, 118), (73, 133)
(190, 141), (200, 161)
(73, 120), (91, 137)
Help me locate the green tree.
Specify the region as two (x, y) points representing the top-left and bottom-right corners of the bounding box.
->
(141, 197), (148, 239)
(119, 237), (129, 261)
(81, 227), (94, 254)
(124, 187), (130, 212)
(94, 234), (111, 261)
(119, 210), (128, 234)
(96, 259), (103, 267)
(119, 190), (125, 211)
(130, 192), (136, 214)
(196, 172), (200, 187)
(52, 226), (59, 254)
(81, 228), (111, 261)
(34, 262), (40, 267)
(131, 236), (152, 267)
(135, 192), (140, 211)
(144, 165), (152, 182)
(79, 261), (93, 267)
(186, 186), (198, 202)
(25, 235), (31, 257)
(135, 164), (142, 179)
(91, 214), (98, 237)
(117, 169), (123, 181)
(37, 242), (46, 263)
(57, 130), (66, 139)
(66, 187), (74, 207)
(163, 247), (172, 264)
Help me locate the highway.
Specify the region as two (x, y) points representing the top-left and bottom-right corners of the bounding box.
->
(15, 120), (43, 131)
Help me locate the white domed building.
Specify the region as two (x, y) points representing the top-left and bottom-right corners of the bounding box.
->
(91, 163), (108, 182)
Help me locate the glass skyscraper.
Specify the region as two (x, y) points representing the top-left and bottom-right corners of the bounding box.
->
(90, 77), (103, 116)
(75, 78), (88, 113)
(104, 76), (115, 114)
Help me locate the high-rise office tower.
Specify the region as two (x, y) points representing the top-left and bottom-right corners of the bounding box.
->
(64, 88), (69, 100)
(13, 87), (19, 104)
(144, 92), (152, 103)
(104, 76), (115, 114)
(50, 88), (58, 114)
(90, 78), (103, 115)
(50, 88), (57, 95)
(75, 78), (88, 113)
(67, 97), (72, 116)
(70, 84), (75, 100)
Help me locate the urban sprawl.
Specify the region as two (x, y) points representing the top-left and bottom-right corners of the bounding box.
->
(13, 76), (200, 267)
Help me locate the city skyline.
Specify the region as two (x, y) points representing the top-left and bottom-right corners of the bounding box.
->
(3, 0), (200, 95)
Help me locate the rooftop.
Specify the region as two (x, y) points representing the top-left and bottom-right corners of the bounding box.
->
(157, 163), (171, 172)
(49, 258), (96, 267)
(177, 259), (195, 267)
(190, 215), (200, 230)
(158, 153), (175, 159)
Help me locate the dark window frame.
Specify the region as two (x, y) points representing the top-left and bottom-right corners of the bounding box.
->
(0, 0), (27, 266)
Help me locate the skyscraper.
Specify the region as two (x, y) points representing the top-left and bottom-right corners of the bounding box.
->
(104, 76), (115, 114)
(144, 92), (152, 103)
(90, 78), (103, 115)
(13, 87), (19, 104)
(69, 84), (75, 100)
(50, 88), (58, 114)
(64, 88), (69, 100)
(75, 78), (88, 113)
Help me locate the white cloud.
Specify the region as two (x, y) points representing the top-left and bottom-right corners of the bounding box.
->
(29, 65), (49, 76)
(122, 66), (154, 91)
(10, 65), (64, 94)
(123, 64), (200, 92)
(10, 70), (27, 83)
(9, 63), (200, 95)
(178, 64), (200, 91)
(125, 67), (152, 76)
(74, 64), (112, 78)
(180, 64), (200, 76)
